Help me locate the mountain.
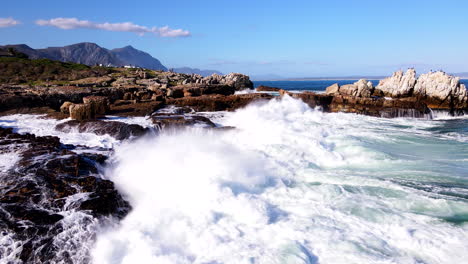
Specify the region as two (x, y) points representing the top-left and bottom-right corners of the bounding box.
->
(172, 67), (222, 77)
(112, 45), (166, 71)
(0, 43), (167, 70)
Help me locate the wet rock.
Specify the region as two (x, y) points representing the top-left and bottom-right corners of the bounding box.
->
(281, 91), (334, 111)
(0, 127), (130, 262)
(55, 120), (149, 140)
(329, 95), (431, 118)
(151, 114), (216, 130)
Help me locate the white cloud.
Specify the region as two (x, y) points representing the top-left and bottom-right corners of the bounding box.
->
(0, 17), (20, 28)
(36, 18), (190, 37)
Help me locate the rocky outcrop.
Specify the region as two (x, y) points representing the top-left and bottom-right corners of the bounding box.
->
(166, 93), (274, 112)
(325, 79), (374, 97)
(375, 69), (468, 111)
(413, 71), (468, 110)
(280, 90), (334, 111)
(329, 95), (431, 118)
(151, 114), (216, 130)
(202, 73), (254, 90)
(0, 127), (130, 262)
(376, 69), (417, 97)
(55, 120), (149, 140)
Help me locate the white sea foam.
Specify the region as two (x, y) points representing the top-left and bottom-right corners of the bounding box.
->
(92, 96), (468, 264)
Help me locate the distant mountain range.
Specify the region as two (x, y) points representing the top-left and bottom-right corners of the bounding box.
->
(0, 42), (223, 76)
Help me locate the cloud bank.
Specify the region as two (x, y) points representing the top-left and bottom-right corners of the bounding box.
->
(36, 18), (190, 37)
(0, 17), (20, 28)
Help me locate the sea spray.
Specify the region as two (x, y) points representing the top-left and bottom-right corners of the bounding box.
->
(92, 96), (468, 264)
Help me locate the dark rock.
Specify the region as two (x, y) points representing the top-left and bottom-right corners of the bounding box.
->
(55, 120), (149, 140)
(0, 127), (130, 262)
(151, 113), (216, 130)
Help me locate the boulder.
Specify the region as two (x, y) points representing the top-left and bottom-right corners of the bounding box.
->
(69, 103), (94, 121)
(376, 69), (417, 97)
(413, 71), (468, 109)
(325, 83), (340, 95)
(55, 120), (149, 140)
(151, 114), (216, 130)
(202, 73), (254, 90)
(59, 101), (74, 114)
(83, 96), (109, 115)
(338, 79), (373, 97)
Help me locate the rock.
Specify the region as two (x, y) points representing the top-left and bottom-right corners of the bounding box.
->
(70, 76), (114, 87)
(280, 91), (334, 111)
(202, 73), (253, 90)
(339, 79), (373, 97)
(329, 95), (431, 118)
(109, 101), (164, 117)
(256, 85), (281, 92)
(151, 114), (216, 130)
(413, 71), (468, 109)
(325, 83), (340, 95)
(83, 96), (109, 115)
(55, 120), (149, 140)
(166, 93), (274, 111)
(59, 101), (74, 114)
(376, 69), (417, 97)
(69, 103), (94, 121)
(0, 127), (130, 262)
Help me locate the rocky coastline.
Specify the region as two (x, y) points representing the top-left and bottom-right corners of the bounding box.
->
(0, 56), (467, 261)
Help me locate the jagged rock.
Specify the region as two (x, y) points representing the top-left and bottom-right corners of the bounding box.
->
(413, 71), (468, 109)
(69, 103), (94, 121)
(202, 73), (253, 90)
(0, 127), (130, 262)
(59, 101), (74, 114)
(166, 93), (273, 111)
(376, 69), (417, 97)
(83, 96), (109, 115)
(55, 120), (149, 140)
(325, 83), (340, 95)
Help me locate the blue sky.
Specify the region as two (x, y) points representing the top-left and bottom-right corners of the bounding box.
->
(2, 0), (468, 77)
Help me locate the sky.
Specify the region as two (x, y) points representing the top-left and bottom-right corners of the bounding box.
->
(1, 0), (468, 78)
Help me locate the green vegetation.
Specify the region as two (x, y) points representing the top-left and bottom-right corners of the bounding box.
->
(0, 57), (115, 84)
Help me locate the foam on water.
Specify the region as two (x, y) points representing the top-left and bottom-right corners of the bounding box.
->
(0, 114), (154, 149)
(92, 96), (468, 264)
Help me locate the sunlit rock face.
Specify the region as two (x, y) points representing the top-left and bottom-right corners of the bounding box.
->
(377, 69), (417, 97)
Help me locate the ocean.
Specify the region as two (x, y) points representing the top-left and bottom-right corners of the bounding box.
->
(255, 79), (468, 93)
(0, 81), (467, 263)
